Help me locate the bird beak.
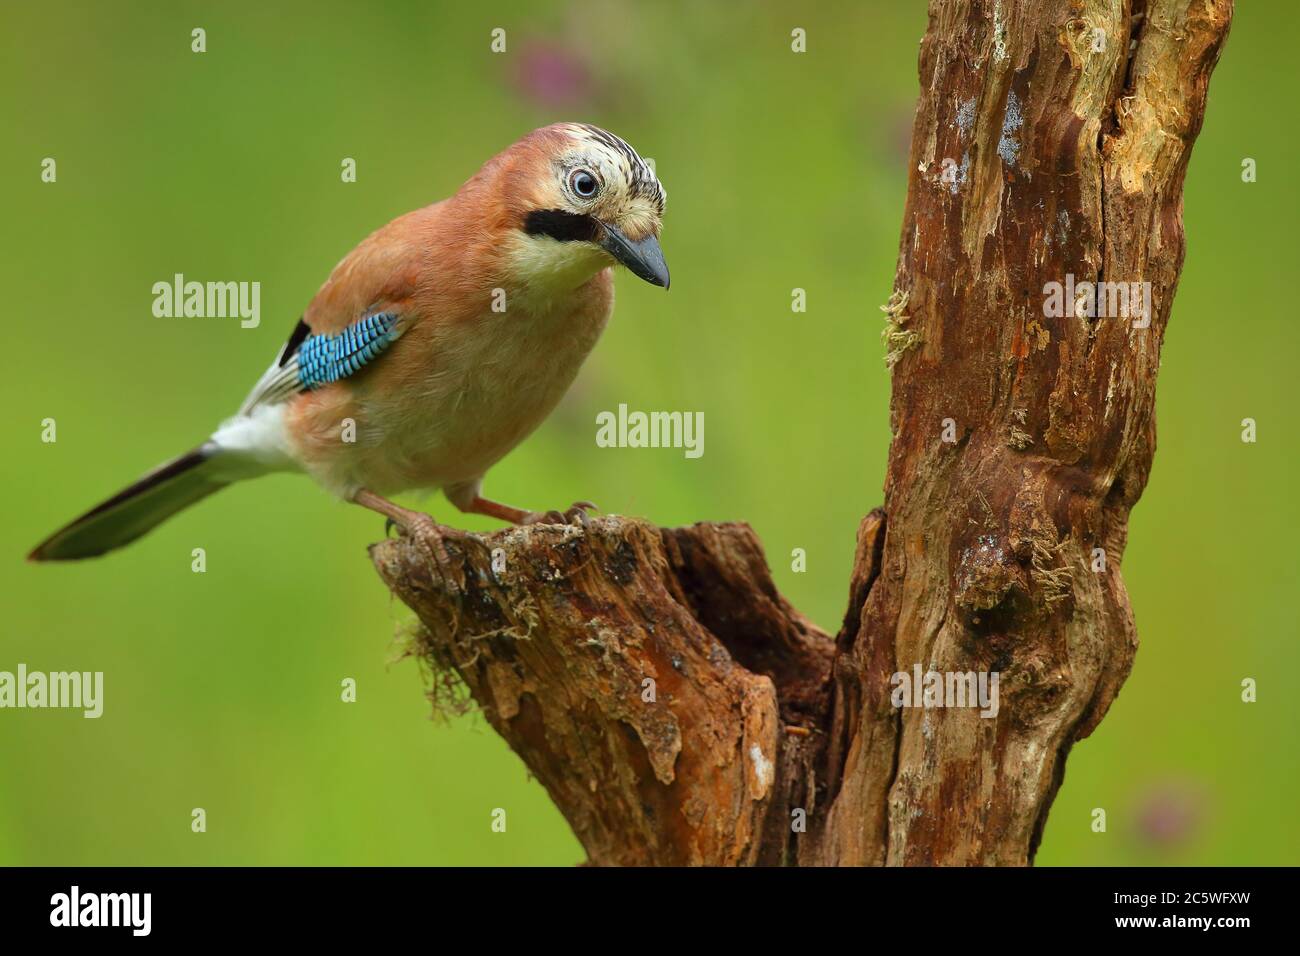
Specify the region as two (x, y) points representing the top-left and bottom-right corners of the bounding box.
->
(597, 222), (670, 289)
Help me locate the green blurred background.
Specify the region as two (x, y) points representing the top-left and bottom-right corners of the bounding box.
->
(1, 0), (1295, 866)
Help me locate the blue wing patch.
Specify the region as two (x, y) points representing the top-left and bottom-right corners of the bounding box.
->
(236, 310), (404, 414)
(296, 312), (401, 390)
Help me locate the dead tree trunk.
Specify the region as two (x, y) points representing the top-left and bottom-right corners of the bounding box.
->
(372, 0), (1232, 866)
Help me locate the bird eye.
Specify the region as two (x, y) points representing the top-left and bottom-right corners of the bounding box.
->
(569, 169), (599, 198)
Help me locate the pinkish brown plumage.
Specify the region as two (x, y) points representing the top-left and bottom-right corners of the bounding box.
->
(30, 123), (668, 561)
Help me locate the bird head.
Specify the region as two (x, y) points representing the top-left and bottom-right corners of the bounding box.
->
(483, 123), (669, 294)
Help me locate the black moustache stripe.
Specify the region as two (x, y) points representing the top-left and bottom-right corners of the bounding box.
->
(523, 208), (599, 242)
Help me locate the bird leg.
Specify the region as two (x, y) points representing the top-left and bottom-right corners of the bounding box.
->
(351, 488), (460, 594)
(458, 495), (597, 529)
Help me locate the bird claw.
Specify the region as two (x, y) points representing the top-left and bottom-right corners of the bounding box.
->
(522, 500), (597, 528)
(565, 501), (596, 529)
(392, 512), (461, 597)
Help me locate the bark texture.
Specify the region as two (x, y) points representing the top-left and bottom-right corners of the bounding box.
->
(372, 0), (1232, 866)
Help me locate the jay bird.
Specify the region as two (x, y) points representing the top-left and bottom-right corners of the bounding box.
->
(30, 123), (669, 561)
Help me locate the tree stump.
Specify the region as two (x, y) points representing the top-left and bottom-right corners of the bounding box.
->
(373, 0), (1233, 866)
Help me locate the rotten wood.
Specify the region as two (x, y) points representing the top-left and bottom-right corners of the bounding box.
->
(372, 518), (830, 866)
(372, 0), (1232, 866)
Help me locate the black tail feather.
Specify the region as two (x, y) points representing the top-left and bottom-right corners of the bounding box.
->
(29, 444), (228, 561)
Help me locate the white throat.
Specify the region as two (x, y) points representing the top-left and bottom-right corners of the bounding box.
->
(505, 233), (610, 312)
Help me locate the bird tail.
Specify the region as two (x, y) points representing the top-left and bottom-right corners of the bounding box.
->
(29, 443), (235, 562)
